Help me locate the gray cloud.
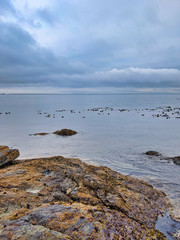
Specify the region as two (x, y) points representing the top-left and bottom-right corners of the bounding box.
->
(0, 0), (180, 93)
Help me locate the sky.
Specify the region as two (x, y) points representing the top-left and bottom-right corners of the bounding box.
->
(0, 0), (180, 94)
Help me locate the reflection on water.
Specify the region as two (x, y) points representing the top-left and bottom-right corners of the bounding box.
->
(0, 94), (180, 221)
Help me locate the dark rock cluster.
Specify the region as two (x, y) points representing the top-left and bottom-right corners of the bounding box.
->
(144, 151), (180, 165)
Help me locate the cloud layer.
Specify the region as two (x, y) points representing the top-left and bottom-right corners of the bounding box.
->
(0, 0), (180, 93)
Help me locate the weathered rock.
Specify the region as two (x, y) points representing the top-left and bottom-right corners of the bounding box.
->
(144, 151), (161, 156)
(0, 146), (19, 167)
(0, 155), (169, 239)
(53, 129), (77, 136)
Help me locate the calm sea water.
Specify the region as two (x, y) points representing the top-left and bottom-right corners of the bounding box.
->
(0, 94), (180, 224)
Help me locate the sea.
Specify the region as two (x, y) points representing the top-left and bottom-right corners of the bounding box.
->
(0, 93), (180, 238)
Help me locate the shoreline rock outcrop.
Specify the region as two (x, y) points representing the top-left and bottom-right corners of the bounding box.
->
(0, 146), (19, 167)
(0, 150), (170, 239)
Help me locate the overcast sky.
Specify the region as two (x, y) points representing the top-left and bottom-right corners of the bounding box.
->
(0, 0), (180, 93)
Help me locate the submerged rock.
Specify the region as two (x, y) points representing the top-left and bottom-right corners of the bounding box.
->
(170, 156), (180, 165)
(144, 151), (161, 156)
(0, 146), (19, 167)
(0, 153), (169, 239)
(29, 132), (49, 136)
(53, 129), (77, 136)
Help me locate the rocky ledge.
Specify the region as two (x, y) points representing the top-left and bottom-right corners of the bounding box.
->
(0, 148), (170, 239)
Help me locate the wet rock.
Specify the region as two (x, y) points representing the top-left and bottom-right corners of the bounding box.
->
(170, 156), (180, 165)
(29, 132), (49, 136)
(0, 146), (19, 167)
(53, 129), (77, 136)
(0, 154), (169, 239)
(144, 151), (161, 156)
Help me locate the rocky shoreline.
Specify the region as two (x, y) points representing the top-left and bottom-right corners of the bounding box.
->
(0, 146), (173, 239)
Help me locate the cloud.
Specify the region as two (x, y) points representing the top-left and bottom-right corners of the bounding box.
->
(0, 20), (87, 86)
(0, 0), (15, 15)
(45, 67), (180, 89)
(0, 0), (180, 93)
(35, 8), (55, 25)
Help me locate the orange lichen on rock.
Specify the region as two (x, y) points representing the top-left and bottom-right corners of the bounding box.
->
(0, 152), (169, 239)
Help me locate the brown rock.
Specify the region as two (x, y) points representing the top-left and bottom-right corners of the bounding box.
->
(53, 129), (77, 136)
(0, 146), (19, 167)
(0, 154), (169, 239)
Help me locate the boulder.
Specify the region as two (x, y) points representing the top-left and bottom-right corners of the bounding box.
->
(0, 146), (19, 167)
(53, 129), (77, 136)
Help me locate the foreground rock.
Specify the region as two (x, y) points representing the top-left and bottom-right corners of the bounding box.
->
(53, 129), (77, 136)
(0, 154), (170, 239)
(0, 146), (19, 167)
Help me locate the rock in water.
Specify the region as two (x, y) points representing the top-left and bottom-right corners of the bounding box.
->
(171, 156), (180, 165)
(144, 151), (161, 156)
(29, 132), (49, 136)
(0, 146), (19, 167)
(0, 155), (169, 239)
(53, 129), (77, 136)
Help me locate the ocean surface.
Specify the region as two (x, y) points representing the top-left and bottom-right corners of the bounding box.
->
(0, 94), (180, 235)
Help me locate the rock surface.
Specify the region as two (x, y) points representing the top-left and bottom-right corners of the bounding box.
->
(53, 129), (77, 136)
(0, 146), (19, 167)
(0, 153), (170, 239)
